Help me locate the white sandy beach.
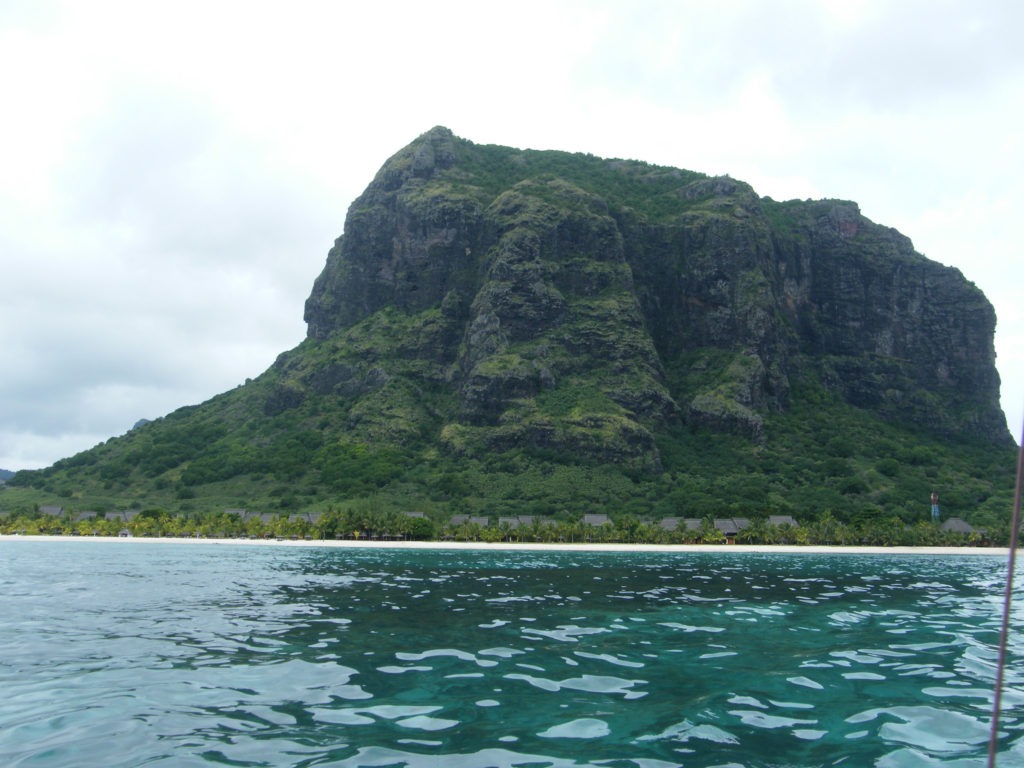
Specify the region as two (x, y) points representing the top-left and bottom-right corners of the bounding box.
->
(0, 534), (1011, 556)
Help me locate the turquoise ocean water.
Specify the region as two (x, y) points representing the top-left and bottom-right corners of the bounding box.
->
(1, 541), (1022, 767)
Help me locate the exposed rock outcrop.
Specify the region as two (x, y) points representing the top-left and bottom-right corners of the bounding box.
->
(11, 127), (1014, 520)
(301, 127), (1010, 465)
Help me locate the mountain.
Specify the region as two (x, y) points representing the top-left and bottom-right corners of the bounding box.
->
(0, 469), (13, 482)
(6, 127), (1015, 526)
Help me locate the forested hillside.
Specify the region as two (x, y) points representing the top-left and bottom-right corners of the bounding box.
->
(5, 128), (1016, 537)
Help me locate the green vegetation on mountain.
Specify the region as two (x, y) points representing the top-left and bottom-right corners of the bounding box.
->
(4, 127), (1016, 537)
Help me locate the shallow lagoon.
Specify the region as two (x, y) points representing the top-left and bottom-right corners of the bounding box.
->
(1, 541), (1022, 767)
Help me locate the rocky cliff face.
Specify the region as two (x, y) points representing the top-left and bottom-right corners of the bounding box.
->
(300, 127), (1010, 470)
(11, 127), (1014, 520)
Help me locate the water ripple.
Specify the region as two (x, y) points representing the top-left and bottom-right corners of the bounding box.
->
(0, 542), (1020, 767)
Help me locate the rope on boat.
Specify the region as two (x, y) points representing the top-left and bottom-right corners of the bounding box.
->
(988, 419), (1024, 767)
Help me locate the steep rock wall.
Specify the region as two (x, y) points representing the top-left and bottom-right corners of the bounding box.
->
(302, 127), (1010, 457)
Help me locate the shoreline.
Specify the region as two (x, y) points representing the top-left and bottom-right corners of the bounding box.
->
(0, 534), (1011, 556)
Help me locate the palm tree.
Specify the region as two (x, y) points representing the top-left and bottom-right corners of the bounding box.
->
(698, 517), (726, 544)
(736, 518), (768, 545)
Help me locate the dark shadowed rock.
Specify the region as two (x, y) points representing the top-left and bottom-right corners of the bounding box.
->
(301, 127), (1010, 461)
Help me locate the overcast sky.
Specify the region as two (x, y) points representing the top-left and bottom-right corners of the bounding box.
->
(2, 0), (1021, 471)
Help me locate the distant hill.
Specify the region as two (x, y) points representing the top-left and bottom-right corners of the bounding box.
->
(7, 127), (1016, 529)
(0, 469), (13, 482)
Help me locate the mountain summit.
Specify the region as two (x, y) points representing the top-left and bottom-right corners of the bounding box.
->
(10, 128), (1014, 521)
(302, 127), (1008, 453)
